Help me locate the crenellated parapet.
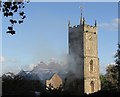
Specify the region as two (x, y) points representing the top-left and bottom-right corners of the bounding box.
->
(68, 18), (97, 34)
(69, 24), (97, 34)
(84, 24), (97, 33)
(69, 25), (83, 33)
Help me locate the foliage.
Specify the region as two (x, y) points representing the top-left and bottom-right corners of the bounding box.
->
(100, 74), (108, 90)
(100, 44), (120, 91)
(100, 64), (118, 91)
(1, 0), (29, 35)
(114, 44), (120, 90)
(43, 84), (63, 96)
(2, 73), (44, 96)
(2, 71), (120, 97)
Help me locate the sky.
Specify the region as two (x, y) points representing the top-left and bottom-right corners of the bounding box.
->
(1, 2), (119, 76)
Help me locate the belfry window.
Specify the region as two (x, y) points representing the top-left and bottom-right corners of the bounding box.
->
(90, 60), (93, 72)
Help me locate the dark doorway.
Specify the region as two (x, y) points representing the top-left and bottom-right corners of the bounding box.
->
(90, 81), (94, 92)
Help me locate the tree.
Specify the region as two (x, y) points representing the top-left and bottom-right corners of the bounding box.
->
(100, 74), (109, 90)
(101, 44), (120, 91)
(2, 72), (44, 96)
(105, 64), (118, 89)
(114, 44), (120, 90)
(100, 64), (118, 91)
(1, 0), (29, 35)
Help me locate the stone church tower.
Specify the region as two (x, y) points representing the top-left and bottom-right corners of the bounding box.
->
(68, 9), (101, 94)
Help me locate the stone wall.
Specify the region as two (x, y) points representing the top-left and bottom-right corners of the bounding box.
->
(84, 25), (101, 94)
(46, 73), (62, 90)
(69, 25), (84, 78)
(68, 20), (101, 94)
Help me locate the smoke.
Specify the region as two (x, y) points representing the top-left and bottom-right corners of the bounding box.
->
(64, 54), (83, 78)
(28, 53), (81, 79)
(29, 64), (37, 70)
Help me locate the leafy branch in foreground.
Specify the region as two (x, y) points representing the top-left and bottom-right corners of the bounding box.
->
(1, 0), (30, 35)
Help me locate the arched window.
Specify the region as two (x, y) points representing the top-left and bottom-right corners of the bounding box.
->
(90, 60), (93, 72)
(90, 81), (94, 92)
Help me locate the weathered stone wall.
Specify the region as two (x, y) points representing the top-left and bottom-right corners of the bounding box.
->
(68, 20), (101, 94)
(69, 25), (84, 78)
(84, 57), (99, 78)
(84, 78), (101, 94)
(84, 25), (97, 33)
(84, 25), (101, 94)
(84, 32), (98, 57)
(46, 74), (62, 90)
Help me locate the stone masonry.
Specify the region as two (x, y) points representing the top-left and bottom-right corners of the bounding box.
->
(68, 13), (101, 94)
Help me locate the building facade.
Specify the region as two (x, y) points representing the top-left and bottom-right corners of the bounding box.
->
(68, 12), (101, 94)
(46, 73), (62, 90)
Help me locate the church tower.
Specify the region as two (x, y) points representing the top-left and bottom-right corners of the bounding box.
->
(68, 8), (101, 94)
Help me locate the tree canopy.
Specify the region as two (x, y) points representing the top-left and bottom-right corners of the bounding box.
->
(114, 44), (120, 90)
(100, 44), (120, 91)
(100, 64), (118, 91)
